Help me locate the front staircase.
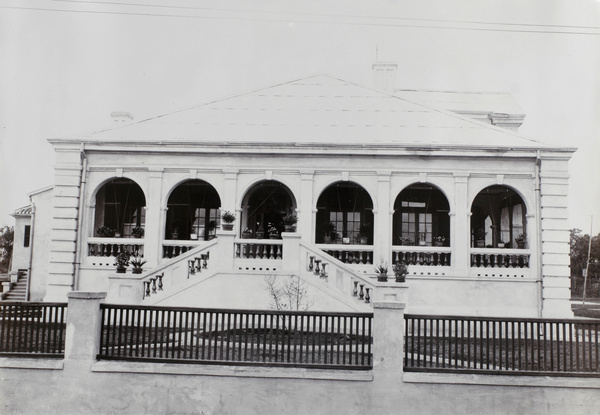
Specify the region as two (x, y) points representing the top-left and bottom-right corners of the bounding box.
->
(2, 271), (29, 301)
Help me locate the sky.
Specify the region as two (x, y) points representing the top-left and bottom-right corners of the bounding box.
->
(1, 0), (599, 234)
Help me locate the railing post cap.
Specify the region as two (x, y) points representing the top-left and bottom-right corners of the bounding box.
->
(372, 301), (406, 310)
(67, 291), (107, 300)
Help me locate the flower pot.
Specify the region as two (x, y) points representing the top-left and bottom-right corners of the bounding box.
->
(360, 237), (368, 245)
(476, 240), (485, 248)
(222, 223), (234, 231)
(269, 233), (279, 239)
(323, 236), (331, 244)
(377, 274), (388, 282)
(171, 233), (179, 240)
(132, 268), (143, 274)
(190, 233), (198, 240)
(284, 225), (296, 232)
(116, 267), (126, 274)
(256, 231), (264, 239)
(517, 241), (525, 249)
(242, 232), (252, 239)
(395, 275), (406, 283)
(433, 241), (444, 247)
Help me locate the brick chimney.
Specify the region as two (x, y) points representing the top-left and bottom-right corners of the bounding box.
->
(372, 62), (397, 93)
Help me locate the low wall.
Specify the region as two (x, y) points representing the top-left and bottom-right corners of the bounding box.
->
(0, 291), (598, 415)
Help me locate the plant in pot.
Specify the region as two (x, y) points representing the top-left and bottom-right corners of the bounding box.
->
(399, 236), (412, 246)
(114, 252), (130, 274)
(433, 236), (445, 247)
(130, 256), (147, 274)
(515, 233), (527, 249)
(131, 226), (145, 238)
(170, 221), (180, 240)
(358, 222), (371, 245)
(242, 227), (253, 239)
(221, 211), (235, 231)
(268, 225), (279, 239)
(207, 220), (217, 239)
(393, 261), (408, 283)
(96, 225), (115, 238)
(323, 222), (335, 243)
(474, 228), (486, 247)
(255, 223), (264, 239)
(283, 214), (298, 232)
(375, 259), (389, 282)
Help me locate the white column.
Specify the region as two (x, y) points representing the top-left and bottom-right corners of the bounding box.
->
(144, 168), (164, 268)
(299, 170), (314, 243)
(374, 172), (391, 265)
(453, 173), (470, 276)
(222, 169), (239, 232)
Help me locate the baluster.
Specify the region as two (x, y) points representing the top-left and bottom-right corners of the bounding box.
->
(201, 254), (208, 269)
(320, 263), (328, 278)
(276, 245), (282, 260)
(145, 281), (151, 298)
(365, 288), (370, 304)
(308, 256), (315, 271)
(157, 273), (164, 291)
(188, 260), (195, 277)
(151, 278), (157, 294)
(314, 259), (321, 276)
(359, 284), (364, 300)
(195, 257), (202, 273)
(523, 254), (529, 268)
(353, 281), (358, 297)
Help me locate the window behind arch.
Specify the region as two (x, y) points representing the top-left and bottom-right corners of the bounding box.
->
(94, 179), (146, 237)
(393, 184), (450, 246)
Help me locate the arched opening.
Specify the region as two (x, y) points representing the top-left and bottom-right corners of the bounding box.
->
(241, 180), (296, 239)
(94, 178), (146, 237)
(471, 185), (527, 249)
(393, 184), (450, 246)
(316, 182), (373, 244)
(165, 180), (221, 240)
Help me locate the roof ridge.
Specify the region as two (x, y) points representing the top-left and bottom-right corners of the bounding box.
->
(83, 74), (333, 137)
(334, 76), (551, 147)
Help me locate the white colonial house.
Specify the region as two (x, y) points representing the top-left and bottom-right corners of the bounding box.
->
(7, 68), (575, 317)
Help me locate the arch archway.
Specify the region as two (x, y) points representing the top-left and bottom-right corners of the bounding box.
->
(392, 184), (450, 246)
(241, 180), (296, 238)
(316, 182), (374, 244)
(470, 185), (526, 248)
(94, 178), (146, 237)
(165, 180), (221, 240)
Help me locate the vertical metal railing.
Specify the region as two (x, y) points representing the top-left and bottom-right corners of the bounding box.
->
(98, 304), (373, 370)
(404, 314), (600, 376)
(0, 302), (67, 357)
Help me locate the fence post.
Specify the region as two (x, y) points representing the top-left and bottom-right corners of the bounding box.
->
(281, 232), (301, 274)
(64, 291), (106, 363)
(216, 229), (235, 271)
(372, 295), (407, 373)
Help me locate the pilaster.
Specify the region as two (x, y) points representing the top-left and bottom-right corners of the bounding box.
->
(299, 170), (315, 243)
(453, 173), (470, 276)
(144, 168), (164, 267)
(374, 172), (391, 265)
(45, 147), (83, 301)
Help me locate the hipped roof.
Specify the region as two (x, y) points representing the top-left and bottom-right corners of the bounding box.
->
(65, 75), (567, 151)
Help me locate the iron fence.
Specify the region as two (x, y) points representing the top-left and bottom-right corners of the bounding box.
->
(99, 304), (373, 370)
(0, 302), (67, 357)
(405, 314), (600, 377)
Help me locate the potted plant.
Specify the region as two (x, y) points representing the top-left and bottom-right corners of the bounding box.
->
(399, 236), (412, 246)
(130, 256), (147, 274)
(393, 261), (409, 283)
(255, 223), (264, 239)
(323, 222), (335, 243)
(433, 236), (445, 247)
(475, 228), (486, 248)
(375, 259), (389, 282)
(242, 228), (253, 239)
(497, 239), (505, 248)
(268, 225), (279, 239)
(189, 229), (198, 240)
(283, 214), (298, 232)
(515, 233), (527, 249)
(207, 220), (217, 239)
(96, 225), (115, 238)
(221, 211), (235, 231)
(418, 232), (427, 246)
(131, 226), (145, 238)
(358, 222), (371, 245)
(170, 221), (180, 240)
(114, 252), (130, 274)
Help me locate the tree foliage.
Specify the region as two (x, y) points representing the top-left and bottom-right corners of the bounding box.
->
(570, 228), (600, 298)
(0, 226), (14, 273)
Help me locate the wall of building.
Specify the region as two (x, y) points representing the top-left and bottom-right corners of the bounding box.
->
(29, 189), (54, 301)
(9, 215), (30, 272)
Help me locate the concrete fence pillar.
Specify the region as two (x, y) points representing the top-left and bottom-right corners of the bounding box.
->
(281, 232), (301, 274)
(372, 300), (406, 374)
(216, 230), (235, 271)
(64, 291), (106, 362)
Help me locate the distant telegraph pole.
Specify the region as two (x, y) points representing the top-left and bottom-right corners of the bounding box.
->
(582, 215), (593, 307)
